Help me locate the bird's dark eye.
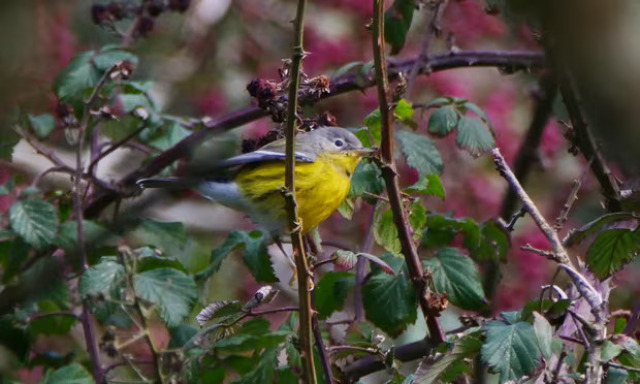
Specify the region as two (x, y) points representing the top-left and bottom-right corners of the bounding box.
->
(334, 139), (345, 147)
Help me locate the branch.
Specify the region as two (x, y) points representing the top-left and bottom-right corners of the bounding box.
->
(558, 70), (621, 212)
(282, 0), (316, 382)
(342, 338), (433, 381)
(491, 147), (607, 384)
(406, 0), (449, 95)
(83, 50), (544, 219)
(76, 64), (120, 384)
(372, 0), (445, 345)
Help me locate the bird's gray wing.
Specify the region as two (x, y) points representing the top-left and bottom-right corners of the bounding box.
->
(215, 149), (316, 168)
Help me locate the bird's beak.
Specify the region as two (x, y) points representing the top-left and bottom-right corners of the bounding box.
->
(352, 147), (376, 156)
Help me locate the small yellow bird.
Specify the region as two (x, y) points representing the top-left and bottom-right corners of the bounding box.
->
(137, 126), (373, 237)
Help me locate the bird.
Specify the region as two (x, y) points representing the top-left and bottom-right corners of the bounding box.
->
(136, 126), (374, 238)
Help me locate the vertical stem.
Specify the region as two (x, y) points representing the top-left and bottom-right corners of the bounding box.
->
(74, 66), (117, 384)
(371, 0), (445, 344)
(283, 0), (317, 382)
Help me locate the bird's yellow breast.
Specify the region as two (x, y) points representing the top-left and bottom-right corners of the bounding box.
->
(235, 152), (361, 233)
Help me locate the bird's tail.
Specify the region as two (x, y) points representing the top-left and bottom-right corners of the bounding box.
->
(136, 177), (198, 189)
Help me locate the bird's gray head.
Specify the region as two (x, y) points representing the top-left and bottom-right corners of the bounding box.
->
(300, 126), (373, 155)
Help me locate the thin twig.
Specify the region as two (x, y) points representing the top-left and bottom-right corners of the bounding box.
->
(372, 0), (445, 345)
(604, 362), (640, 374)
(83, 50), (544, 218)
(558, 70), (621, 212)
(282, 0), (316, 382)
(406, 0), (449, 96)
(554, 156), (594, 230)
(76, 64), (119, 384)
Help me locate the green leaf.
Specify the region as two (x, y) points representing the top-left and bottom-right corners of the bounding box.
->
(169, 323), (199, 348)
(395, 99), (414, 120)
(409, 199), (427, 242)
(92, 48), (138, 72)
(134, 268), (197, 327)
(384, 0), (417, 54)
(532, 312), (553, 360)
(348, 161), (385, 202)
(455, 116), (495, 157)
(601, 340), (624, 362)
(315, 271), (355, 319)
(79, 257), (124, 298)
(147, 122), (190, 151)
(428, 106), (459, 137)
(41, 363), (93, 384)
(28, 114), (56, 139)
(29, 301), (76, 335)
(422, 248), (487, 311)
(374, 208), (402, 255)
(464, 101), (493, 128)
(397, 130), (443, 177)
(586, 228), (640, 280)
(472, 220), (511, 262)
(363, 109), (382, 146)
(231, 347), (279, 384)
(197, 231), (277, 283)
(54, 51), (101, 100)
(606, 368), (629, 384)
(337, 198), (354, 220)
(214, 318), (288, 353)
(10, 199), (58, 250)
(564, 212), (637, 248)
(414, 334), (481, 384)
(0, 317), (30, 362)
(363, 254), (417, 337)
(405, 174), (445, 199)
(57, 220), (110, 251)
(138, 219), (187, 252)
(423, 215), (480, 249)
(481, 320), (541, 384)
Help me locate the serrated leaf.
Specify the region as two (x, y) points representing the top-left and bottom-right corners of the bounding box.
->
(315, 271), (355, 319)
(134, 268), (197, 327)
(464, 101), (493, 128)
(422, 248), (486, 311)
(563, 212), (637, 248)
(231, 346), (279, 384)
(532, 312), (553, 360)
(414, 335), (481, 384)
(214, 318), (288, 353)
(57, 220), (110, 251)
(374, 208), (402, 255)
(147, 122), (190, 151)
(138, 218), (187, 253)
(586, 228), (640, 280)
(405, 174), (445, 199)
(384, 0), (417, 55)
(481, 320), (541, 384)
(456, 116), (495, 157)
(9, 199), (58, 250)
(54, 51), (100, 100)
(397, 130), (443, 177)
(80, 257), (124, 298)
(363, 254), (417, 337)
(169, 323), (199, 348)
(601, 340), (624, 362)
(28, 114), (56, 139)
(428, 106), (459, 137)
(348, 161), (385, 202)
(41, 363), (93, 384)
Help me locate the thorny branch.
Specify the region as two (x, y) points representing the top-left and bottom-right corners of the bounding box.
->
(491, 148), (607, 384)
(83, 50), (544, 218)
(282, 0), (317, 382)
(372, 0), (445, 345)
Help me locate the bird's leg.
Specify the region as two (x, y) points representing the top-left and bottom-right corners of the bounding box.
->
(272, 236), (295, 268)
